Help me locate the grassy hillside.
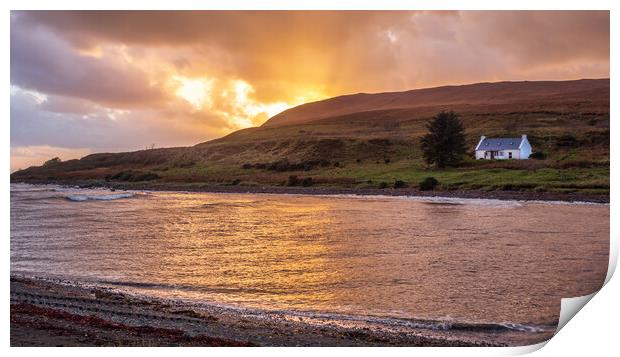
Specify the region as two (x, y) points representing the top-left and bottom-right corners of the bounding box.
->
(11, 79), (610, 196)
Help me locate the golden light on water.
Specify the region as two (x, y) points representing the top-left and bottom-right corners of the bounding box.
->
(11, 186), (611, 342)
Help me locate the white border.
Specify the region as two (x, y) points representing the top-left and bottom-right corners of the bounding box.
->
(3, 1), (617, 356)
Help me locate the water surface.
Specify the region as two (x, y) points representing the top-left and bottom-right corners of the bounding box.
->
(10, 184), (609, 345)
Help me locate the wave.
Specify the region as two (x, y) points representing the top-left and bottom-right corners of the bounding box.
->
(10, 183), (62, 193)
(11, 184), (141, 203)
(94, 279), (285, 295)
(65, 193), (137, 202)
(270, 310), (555, 334)
(10, 188), (58, 193)
(11, 273), (555, 338)
(80, 277), (556, 335)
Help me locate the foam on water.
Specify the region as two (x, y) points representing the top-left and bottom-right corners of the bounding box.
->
(11, 184), (143, 202)
(312, 193), (524, 207)
(65, 193), (137, 202)
(312, 192), (608, 207)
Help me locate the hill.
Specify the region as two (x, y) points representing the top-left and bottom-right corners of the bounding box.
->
(11, 79), (610, 198)
(263, 79), (609, 127)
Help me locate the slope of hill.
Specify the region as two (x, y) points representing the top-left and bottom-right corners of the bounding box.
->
(263, 79), (609, 127)
(11, 79), (610, 198)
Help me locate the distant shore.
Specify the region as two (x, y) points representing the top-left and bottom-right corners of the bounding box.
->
(10, 275), (519, 347)
(13, 180), (609, 203)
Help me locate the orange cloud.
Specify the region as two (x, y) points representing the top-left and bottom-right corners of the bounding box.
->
(10, 10), (610, 170)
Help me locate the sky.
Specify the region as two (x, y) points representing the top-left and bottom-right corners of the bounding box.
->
(10, 10), (609, 171)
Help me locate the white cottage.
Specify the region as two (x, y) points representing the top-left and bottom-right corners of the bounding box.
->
(475, 135), (532, 160)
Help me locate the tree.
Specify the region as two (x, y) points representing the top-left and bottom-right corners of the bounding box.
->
(420, 111), (467, 168)
(43, 157), (61, 166)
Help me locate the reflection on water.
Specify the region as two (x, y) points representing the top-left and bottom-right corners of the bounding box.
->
(10, 184), (609, 334)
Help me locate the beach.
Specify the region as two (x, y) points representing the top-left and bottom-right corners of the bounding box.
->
(11, 276), (508, 347)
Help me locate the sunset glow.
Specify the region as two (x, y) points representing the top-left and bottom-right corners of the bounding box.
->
(173, 75), (302, 128)
(174, 76), (214, 110)
(10, 11), (610, 171)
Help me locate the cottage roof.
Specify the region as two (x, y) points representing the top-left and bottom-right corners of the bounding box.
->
(475, 137), (524, 151)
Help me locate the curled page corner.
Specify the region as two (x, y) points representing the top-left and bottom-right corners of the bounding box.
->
(556, 293), (596, 333)
(506, 246), (616, 355)
(503, 340), (548, 355)
(504, 293), (598, 355)
(604, 234), (618, 285)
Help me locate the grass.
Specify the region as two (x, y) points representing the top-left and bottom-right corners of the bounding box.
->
(122, 156), (608, 194)
(11, 85), (609, 196)
(301, 161), (609, 193)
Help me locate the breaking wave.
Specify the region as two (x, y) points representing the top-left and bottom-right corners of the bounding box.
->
(65, 193), (137, 202)
(71, 277), (556, 335)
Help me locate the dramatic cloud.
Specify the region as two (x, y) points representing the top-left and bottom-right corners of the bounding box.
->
(10, 87), (230, 151)
(10, 10), (610, 171)
(10, 21), (170, 108)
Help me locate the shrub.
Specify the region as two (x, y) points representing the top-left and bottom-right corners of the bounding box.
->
(231, 179), (242, 185)
(111, 171), (134, 181)
(586, 130), (609, 145)
(368, 138), (392, 146)
(384, 158), (391, 164)
(500, 183), (537, 191)
(173, 160), (195, 168)
(301, 177), (314, 187)
(251, 159), (332, 172)
(394, 180), (408, 189)
(110, 171), (160, 182)
(379, 182), (389, 189)
(287, 175), (299, 186)
(43, 157), (61, 166)
(529, 151), (547, 160)
(269, 159), (291, 172)
(132, 172), (160, 182)
(557, 160), (595, 169)
(556, 134), (578, 147)
(419, 177), (439, 191)
(334, 161), (340, 168)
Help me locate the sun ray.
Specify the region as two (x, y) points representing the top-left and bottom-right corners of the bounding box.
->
(173, 75), (214, 110)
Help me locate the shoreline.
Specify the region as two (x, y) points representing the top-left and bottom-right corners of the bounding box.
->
(11, 180), (610, 203)
(10, 275), (552, 347)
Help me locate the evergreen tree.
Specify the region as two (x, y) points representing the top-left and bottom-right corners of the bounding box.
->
(420, 111), (467, 168)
